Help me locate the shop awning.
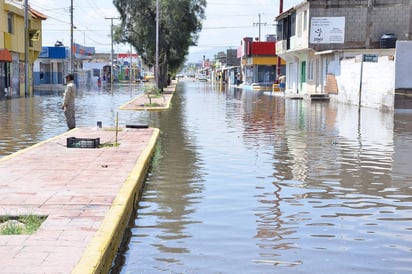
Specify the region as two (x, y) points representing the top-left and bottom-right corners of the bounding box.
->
(0, 49), (12, 62)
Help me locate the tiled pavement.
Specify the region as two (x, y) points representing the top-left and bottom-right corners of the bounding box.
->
(0, 126), (159, 273)
(119, 84), (175, 110)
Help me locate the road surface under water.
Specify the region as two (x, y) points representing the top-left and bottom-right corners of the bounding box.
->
(116, 80), (412, 274)
(0, 84), (148, 157)
(0, 81), (411, 273)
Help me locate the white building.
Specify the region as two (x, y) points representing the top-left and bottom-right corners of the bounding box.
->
(275, 0), (412, 110)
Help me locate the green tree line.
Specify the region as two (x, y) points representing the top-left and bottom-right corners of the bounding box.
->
(113, 0), (207, 88)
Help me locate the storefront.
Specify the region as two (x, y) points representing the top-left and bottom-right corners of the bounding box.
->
(0, 49), (12, 98)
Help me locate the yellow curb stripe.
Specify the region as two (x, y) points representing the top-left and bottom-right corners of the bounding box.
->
(71, 128), (160, 274)
(118, 94), (146, 110)
(119, 85), (176, 111)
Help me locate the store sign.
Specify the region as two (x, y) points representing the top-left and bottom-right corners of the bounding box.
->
(310, 17), (345, 44)
(363, 54), (378, 62)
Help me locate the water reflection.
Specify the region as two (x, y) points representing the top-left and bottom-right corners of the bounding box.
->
(118, 81), (412, 274)
(0, 84), (147, 157)
(1, 81), (411, 273)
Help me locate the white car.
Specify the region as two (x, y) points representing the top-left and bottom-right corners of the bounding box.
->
(197, 75), (208, 82)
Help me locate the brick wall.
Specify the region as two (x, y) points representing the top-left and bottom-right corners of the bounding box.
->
(309, 0), (412, 51)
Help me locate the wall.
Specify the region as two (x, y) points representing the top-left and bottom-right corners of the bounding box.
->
(333, 53), (395, 110)
(309, 0), (412, 51)
(0, 0), (5, 47)
(395, 41), (412, 89)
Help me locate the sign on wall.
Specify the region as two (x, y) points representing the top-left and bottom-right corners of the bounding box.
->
(310, 17), (345, 44)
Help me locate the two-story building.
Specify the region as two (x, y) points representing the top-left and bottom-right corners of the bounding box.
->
(240, 36), (286, 90)
(276, 0), (412, 110)
(1, 0), (46, 98)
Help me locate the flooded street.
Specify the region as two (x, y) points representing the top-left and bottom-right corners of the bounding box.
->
(0, 84), (148, 157)
(1, 81), (412, 273)
(118, 81), (412, 273)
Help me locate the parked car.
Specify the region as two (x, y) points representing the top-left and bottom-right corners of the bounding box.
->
(197, 74), (208, 82)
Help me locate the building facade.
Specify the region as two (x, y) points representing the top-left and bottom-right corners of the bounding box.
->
(33, 46), (68, 87)
(275, 0), (412, 110)
(1, 0), (46, 98)
(240, 36), (285, 90)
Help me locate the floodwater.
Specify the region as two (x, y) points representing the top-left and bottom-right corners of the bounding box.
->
(0, 84), (148, 157)
(1, 81), (411, 273)
(116, 81), (412, 274)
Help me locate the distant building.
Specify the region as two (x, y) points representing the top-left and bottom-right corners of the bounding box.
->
(33, 46), (68, 87)
(226, 49), (240, 67)
(33, 43), (95, 89)
(1, 0), (47, 97)
(240, 36), (285, 89)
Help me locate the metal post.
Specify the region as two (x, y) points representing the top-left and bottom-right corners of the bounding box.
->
(359, 55), (364, 112)
(24, 0), (29, 96)
(130, 44), (132, 84)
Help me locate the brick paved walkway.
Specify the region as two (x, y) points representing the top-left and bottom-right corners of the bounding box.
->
(120, 83), (175, 111)
(0, 127), (159, 273)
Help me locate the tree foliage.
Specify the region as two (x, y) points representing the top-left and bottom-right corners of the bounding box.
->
(113, 0), (206, 88)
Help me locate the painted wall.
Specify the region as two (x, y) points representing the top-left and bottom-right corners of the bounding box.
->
(333, 54), (395, 110)
(395, 41), (412, 89)
(0, 1), (5, 47)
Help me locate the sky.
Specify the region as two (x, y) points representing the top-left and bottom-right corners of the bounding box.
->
(29, 0), (303, 63)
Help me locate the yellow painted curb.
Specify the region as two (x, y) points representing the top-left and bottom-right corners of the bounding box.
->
(71, 128), (160, 274)
(119, 85), (176, 111)
(118, 94), (146, 110)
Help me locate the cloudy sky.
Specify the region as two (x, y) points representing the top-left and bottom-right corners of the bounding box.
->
(29, 0), (302, 62)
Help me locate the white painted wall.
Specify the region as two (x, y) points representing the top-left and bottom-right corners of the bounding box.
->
(395, 41), (412, 89)
(333, 55), (395, 111)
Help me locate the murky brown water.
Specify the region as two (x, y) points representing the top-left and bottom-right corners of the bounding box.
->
(116, 81), (412, 273)
(1, 81), (411, 273)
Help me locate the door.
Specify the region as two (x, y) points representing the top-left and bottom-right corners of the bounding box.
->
(300, 61), (306, 92)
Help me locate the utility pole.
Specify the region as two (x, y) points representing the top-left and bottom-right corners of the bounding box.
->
(155, 0), (159, 89)
(70, 0), (74, 74)
(253, 13), (267, 41)
(276, 0), (284, 80)
(105, 17), (119, 87)
(24, 0), (29, 96)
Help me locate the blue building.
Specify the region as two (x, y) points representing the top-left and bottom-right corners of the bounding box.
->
(33, 46), (68, 87)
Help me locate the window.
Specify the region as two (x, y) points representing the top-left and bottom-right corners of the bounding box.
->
(303, 10), (307, 32)
(8, 12), (13, 33)
(297, 12), (302, 37)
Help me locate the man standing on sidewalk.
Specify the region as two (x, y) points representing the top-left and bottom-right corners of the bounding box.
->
(62, 73), (76, 130)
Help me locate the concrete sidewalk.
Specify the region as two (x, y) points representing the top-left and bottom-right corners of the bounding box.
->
(119, 82), (176, 111)
(0, 126), (159, 273)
